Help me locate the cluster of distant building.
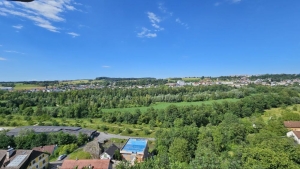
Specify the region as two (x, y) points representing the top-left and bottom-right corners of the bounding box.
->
(165, 77), (300, 88)
(0, 87), (13, 91)
(2, 76), (300, 92)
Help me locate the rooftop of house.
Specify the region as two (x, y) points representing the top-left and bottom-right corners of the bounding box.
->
(120, 138), (148, 154)
(32, 145), (56, 155)
(284, 121), (300, 128)
(103, 144), (119, 157)
(293, 131), (300, 139)
(6, 126), (96, 137)
(60, 159), (111, 169)
(0, 149), (44, 169)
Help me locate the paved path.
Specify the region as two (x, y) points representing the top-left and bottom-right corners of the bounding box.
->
(49, 161), (63, 169)
(97, 132), (155, 141)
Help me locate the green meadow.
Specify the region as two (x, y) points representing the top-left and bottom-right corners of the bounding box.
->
(102, 98), (238, 113)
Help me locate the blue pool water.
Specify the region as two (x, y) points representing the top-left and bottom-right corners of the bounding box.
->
(122, 138), (147, 153)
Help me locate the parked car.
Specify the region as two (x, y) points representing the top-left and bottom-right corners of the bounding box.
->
(57, 154), (67, 161)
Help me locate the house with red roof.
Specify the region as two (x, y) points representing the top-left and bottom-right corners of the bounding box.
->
(32, 145), (57, 155)
(287, 131), (300, 144)
(284, 121), (300, 131)
(60, 159), (112, 169)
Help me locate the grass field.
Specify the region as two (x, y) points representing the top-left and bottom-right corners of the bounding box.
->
(13, 83), (45, 90)
(261, 104), (300, 122)
(68, 148), (92, 160)
(102, 98), (238, 113)
(59, 79), (91, 85)
(182, 77), (201, 82)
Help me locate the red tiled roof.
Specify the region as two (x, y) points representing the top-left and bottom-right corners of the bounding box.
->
(284, 121), (300, 128)
(293, 131), (300, 139)
(32, 145), (56, 155)
(60, 159), (111, 169)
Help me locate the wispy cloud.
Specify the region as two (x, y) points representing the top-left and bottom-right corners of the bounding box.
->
(0, 57), (7, 61)
(231, 0), (241, 3)
(147, 12), (164, 31)
(158, 3), (172, 16)
(214, 2), (221, 6)
(176, 18), (189, 29)
(137, 27), (157, 38)
(0, 0), (81, 33)
(137, 12), (163, 38)
(67, 32), (80, 38)
(137, 3), (189, 38)
(214, 0), (242, 6)
(78, 24), (89, 29)
(102, 65), (110, 68)
(5, 50), (25, 55)
(12, 24), (23, 29)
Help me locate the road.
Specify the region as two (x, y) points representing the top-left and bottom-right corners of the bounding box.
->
(97, 132), (155, 141)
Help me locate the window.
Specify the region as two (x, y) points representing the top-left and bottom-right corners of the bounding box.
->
(43, 160), (45, 164)
(39, 156), (41, 160)
(32, 160), (36, 164)
(36, 165), (38, 168)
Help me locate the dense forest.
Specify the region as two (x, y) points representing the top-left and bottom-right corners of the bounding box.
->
(1, 83), (300, 168)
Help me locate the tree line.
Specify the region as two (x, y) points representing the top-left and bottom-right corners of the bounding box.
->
(0, 129), (88, 150)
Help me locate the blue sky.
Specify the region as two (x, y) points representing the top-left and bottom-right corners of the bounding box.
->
(0, 0), (299, 81)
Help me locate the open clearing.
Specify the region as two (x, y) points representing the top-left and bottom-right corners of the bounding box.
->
(102, 98), (239, 113)
(261, 104), (300, 122)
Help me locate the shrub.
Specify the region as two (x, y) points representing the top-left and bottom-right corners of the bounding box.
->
(123, 128), (133, 134)
(143, 129), (151, 135)
(100, 125), (109, 131)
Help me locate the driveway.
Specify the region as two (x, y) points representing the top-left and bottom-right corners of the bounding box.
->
(49, 161), (63, 169)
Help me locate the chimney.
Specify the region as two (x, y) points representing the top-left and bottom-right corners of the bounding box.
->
(6, 147), (15, 160)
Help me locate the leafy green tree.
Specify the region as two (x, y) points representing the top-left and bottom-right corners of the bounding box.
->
(242, 147), (291, 169)
(77, 132), (88, 146)
(168, 138), (189, 163)
(113, 149), (122, 160)
(190, 147), (221, 169)
(0, 131), (15, 149)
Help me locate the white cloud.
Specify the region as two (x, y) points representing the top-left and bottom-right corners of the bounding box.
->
(158, 3), (172, 16)
(67, 32), (80, 37)
(65, 5), (75, 11)
(0, 0), (81, 32)
(147, 12), (160, 23)
(176, 18), (189, 29)
(5, 50), (25, 54)
(2, 1), (14, 8)
(0, 11), (7, 16)
(102, 65), (110, 68)
(147, 12), (164, 31)
(0, 57), (7, 61)
(78, 24), (89, 29)
(144, 33), (157, 38)
(12, 24), (23, 29)
(73, 2), (82, 6)
(137, 27), (157, 38)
